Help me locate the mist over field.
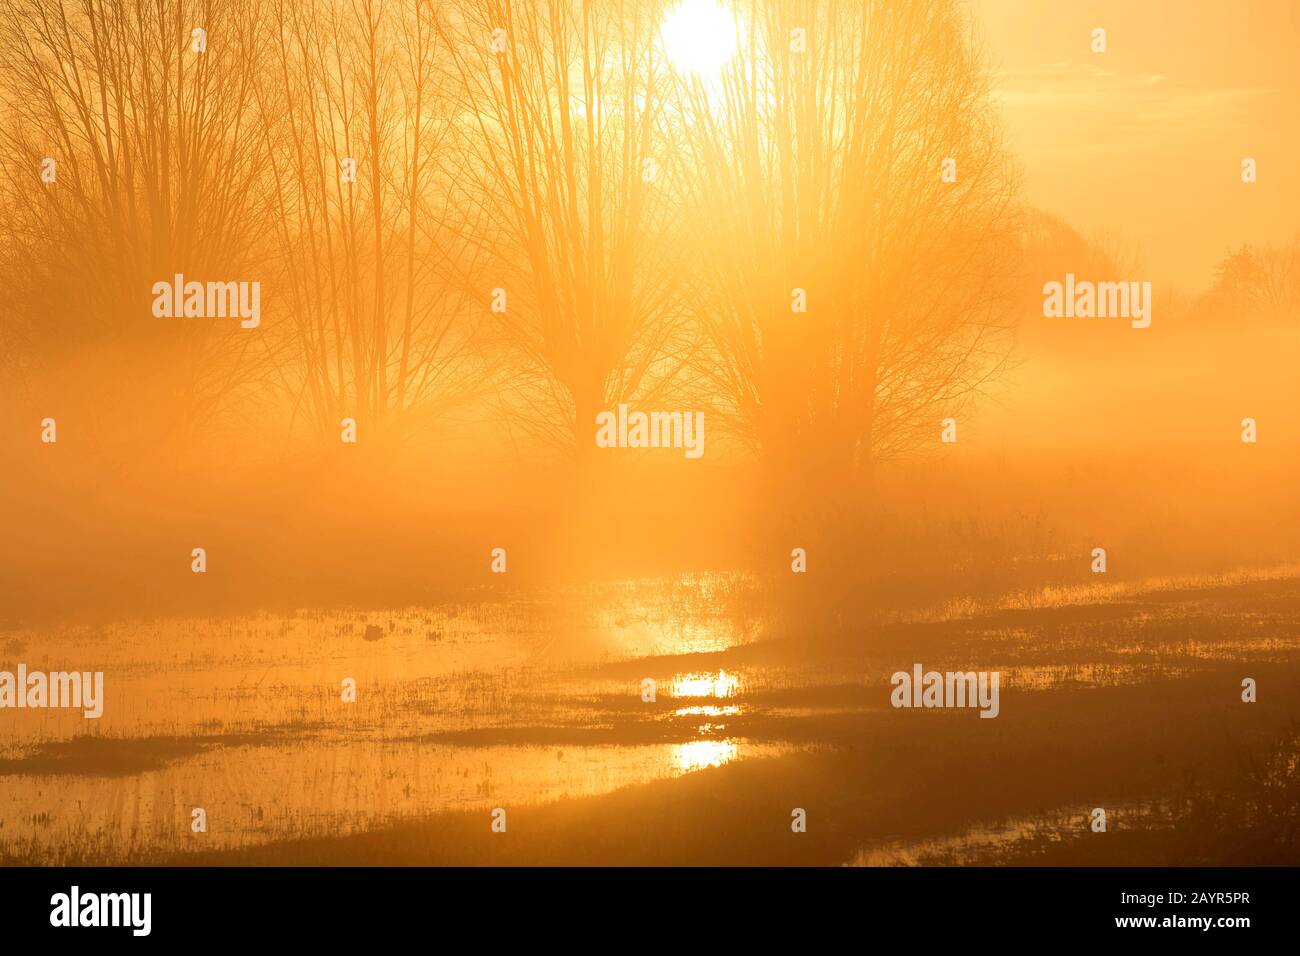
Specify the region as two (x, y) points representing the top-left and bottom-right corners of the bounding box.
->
(0, 0), (1297, 867)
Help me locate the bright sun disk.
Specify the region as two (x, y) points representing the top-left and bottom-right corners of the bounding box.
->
(660, 0), (738, 77)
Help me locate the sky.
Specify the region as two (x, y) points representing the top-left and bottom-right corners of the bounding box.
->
(976, 0), (1300, 290)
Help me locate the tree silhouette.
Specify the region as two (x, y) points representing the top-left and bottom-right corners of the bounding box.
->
(256, 0), (478, 448)
(436, 0), (696, 465)
(0, 0), (285, 451)
(672, 0), (1019, 518)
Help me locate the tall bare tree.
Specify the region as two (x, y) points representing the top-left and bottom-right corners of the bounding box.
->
(256, 0), (477, 448)
(673, 0), (1019, 514)
(0, 0), (275, 448)
(437, 0), (696, 465)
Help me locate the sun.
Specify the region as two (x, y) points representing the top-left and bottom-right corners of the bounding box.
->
(660, 0), (739, 78)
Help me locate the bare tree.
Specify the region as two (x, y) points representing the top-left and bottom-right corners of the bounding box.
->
(436, 0), (696, 466)
(255, 0), (477, 448)
(0, 0), (276, 448)
(672, 0), (1020, 514)
(1211, 238), (1300, 319)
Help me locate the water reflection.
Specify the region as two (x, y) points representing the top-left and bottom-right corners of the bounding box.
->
(671, 739), (739, 773)
(673, 705), (741, 717)
(671, 669), (740, 698)
(6, 564), (1291, 864)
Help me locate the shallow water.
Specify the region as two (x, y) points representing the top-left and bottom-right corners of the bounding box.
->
(3, 569), (1299, 863)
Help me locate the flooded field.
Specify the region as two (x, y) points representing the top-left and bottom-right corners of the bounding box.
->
(3, 568), (1299, 865)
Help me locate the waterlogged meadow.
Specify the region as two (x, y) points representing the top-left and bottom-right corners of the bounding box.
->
(2, 567), (1299, 865)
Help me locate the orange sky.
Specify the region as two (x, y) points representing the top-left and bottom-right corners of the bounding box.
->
(977, 0), (1300, 290)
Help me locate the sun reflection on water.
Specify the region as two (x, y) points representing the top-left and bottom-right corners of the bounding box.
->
(673, 705), (741, 717)
(671, 739), (739, 773)
(671, 669), (740, 698)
